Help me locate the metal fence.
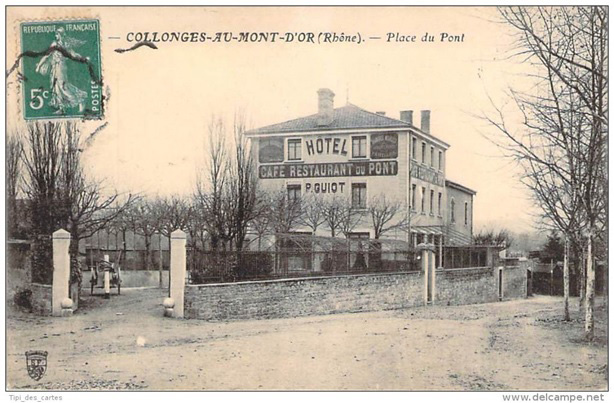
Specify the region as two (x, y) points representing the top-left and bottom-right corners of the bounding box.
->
(186, 241), (500, 284)
(187, 243), (421, 284)
(442, 246), (490, 269)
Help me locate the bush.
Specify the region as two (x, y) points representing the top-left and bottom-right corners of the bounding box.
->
(189, 251), (274, 284)
(236, 252), (273, 280)
(31, 237), (53, 285)
(14, 289), (33, 311)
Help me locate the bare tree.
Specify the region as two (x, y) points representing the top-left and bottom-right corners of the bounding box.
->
(268, 188), (303, 234)
(367, 195), (409, 270)
(152, 195), (191, 244)
(196, 116), (232, 251)
(7, 132), (24, 238)
(227, 113), (263, 251)
(59, 123), (137, 285)
(250, 199), (273, 251)
(299, 193), (325, 234)
(368, 195), (408, 239)
(321, 196), (361, 238)
(20, 121), (136, 283)
(21, 122), (70, 284)
(486, 7), (607, 337)
(124, 199), (158, 270)
(195, 113), (264, 252)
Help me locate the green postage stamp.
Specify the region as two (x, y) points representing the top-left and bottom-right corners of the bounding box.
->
(20, 19), (102, 120)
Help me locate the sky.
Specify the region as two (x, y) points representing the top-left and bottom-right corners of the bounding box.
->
(6, 6), (540, 233)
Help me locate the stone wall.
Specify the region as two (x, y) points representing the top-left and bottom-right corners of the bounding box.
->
(31, 283), (52, 315)
(184, 264), (528, 321)
(435, 267), (498, 306)
(185, 271), (424, 320)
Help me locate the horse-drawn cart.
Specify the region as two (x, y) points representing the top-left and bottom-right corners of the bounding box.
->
(90, 254), (122, 296)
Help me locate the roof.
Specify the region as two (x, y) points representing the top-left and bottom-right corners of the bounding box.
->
(445, 179), (477, 195)
(245, 103), (450, 148)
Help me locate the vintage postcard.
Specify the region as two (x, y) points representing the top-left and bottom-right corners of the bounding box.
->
(4, 5), (608, 398)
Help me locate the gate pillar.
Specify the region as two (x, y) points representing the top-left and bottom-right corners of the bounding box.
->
(52, 229), (72, 317)
(169, 229), (187, 318)
(418, 243), (436, 305)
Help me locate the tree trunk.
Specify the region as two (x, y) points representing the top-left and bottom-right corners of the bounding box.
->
(144, 234), (151, 271)
(585, 233), (595, 341)
(68, 224), (82, 299)
(563, 235), (570, 321)
(579, 249), (586, 312)
(121, 229), (127, 268)
(604, 265), (608, 313)
(158, 233), (163, 288)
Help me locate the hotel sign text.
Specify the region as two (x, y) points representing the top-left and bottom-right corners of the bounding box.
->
(259, 160), (398, 179)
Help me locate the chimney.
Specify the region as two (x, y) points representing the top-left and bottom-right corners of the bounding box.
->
(317, 88), (335, 126)
(421, 110), (431, 133)
(400, 110), (413, 125)
(376, 111), (386, 116)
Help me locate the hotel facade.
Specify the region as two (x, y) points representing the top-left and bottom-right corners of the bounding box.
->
(245, 88), (476, 251)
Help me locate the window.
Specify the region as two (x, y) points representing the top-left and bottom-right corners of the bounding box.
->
(421, 186), (426, 213)
(430, 146), (435, 167)
(450, 199), (456, 223)
(411, 137), (417, 159)
(464, 202), (469, 226)
(287, 139), (302, 161)
(438, 151), (443, 171)
(352, 136), (367, 158)
(421, 142), (426, 163)
(438, 192), (442, 216)
(351, 183), (367, 209)
(287, 184), (301, 202)
(429, 189), (434, 215)
(411, 184), (416, 211)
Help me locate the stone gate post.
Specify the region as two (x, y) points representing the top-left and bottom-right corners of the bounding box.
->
(418, 243), (436, 305)
(169, 229), (187, 318)
(52, 229), (72, 317)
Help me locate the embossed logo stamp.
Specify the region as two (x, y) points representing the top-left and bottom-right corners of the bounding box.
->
(20, 19), (102, 119)
(25, 350), (48, 381)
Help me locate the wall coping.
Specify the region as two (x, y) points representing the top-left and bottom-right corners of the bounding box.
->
(188, 270), (422, 288)
(31, 282), (52, 288)
(439, 266), (491, 272)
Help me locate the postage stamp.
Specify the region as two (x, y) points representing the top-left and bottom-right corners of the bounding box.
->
(20, 19), (103, 120)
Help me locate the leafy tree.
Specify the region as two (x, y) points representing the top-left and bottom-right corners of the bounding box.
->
(541, 231), (564, 263)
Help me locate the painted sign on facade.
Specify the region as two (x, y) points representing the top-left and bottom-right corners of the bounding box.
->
(259, 160), (398, 179)
(410, 164), (444, 186)
(259, 137), (284, 163)
(305, 137), (349, 156)
(370, 133), (398, 159)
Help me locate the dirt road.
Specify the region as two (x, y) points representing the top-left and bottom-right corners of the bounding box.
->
(6, 288), (607, 391)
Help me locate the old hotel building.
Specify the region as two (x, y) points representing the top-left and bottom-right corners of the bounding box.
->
(245, 89), (476, 266)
